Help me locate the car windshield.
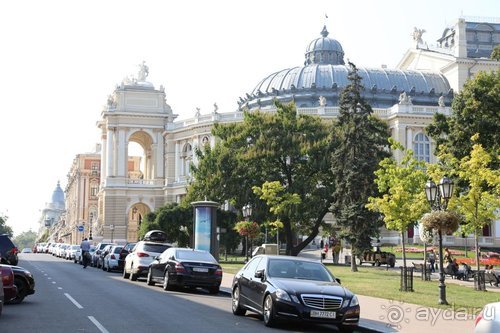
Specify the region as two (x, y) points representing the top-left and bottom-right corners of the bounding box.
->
(113, 247), (123, 253)
(176, 250), (216, 262)
(267, 259), (334, 282)
(142, 243), (170, 253)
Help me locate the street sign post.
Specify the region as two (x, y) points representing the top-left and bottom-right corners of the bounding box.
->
(78, 225), (84, 232)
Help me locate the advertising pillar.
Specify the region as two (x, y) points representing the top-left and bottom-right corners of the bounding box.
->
(191, 201), (219, 260)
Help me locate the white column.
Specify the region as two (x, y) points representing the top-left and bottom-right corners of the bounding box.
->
(406, 126), (413, 151)
(106, 128), (114, 177)
(174, 142), (180, 182)
(117, 129), (127, 177)
(155, 131), (164, 178)
(101, 132), (107, 182)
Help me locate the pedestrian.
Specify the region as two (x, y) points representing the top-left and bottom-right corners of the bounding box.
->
(428, 249), (436, 273)
(444, 248), (453, 264)
(333, 243), (341, 264)
(80, 237), (91, 268)
(324, 243), (329, 259)
(320, 239), (324, 250)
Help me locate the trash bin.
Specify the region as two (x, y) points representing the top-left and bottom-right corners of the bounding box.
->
(400, 267), (414, 292)
(474, 270), (486, 291)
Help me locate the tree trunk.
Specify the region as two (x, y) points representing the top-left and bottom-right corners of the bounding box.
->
(351, 249), (358, 272)
(284, 219), (293, 255)
(475, 230), (480, 272)
(401, 231), (407, 269)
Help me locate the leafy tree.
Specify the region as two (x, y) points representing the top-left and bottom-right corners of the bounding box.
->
(427, 70), (500, 169)
(491, 45), (500, 61)
(234, 221), (261, 257)
(13, 230), (37, 250)
(429, 135), (500, 272)
(187, 100), (337, 256)
(0, 213), (13, 237)
(331, 62), (390, 272)
(155, 203), (193, 247)
(367, 139), (428, 271)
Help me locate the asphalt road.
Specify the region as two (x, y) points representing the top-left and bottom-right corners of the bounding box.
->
(1, 253), (378, 333)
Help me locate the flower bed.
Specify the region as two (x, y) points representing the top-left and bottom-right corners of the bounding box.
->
(456, 257), (500, 267)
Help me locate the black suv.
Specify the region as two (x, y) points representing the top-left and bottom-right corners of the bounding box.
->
(0, 234), (18, 266)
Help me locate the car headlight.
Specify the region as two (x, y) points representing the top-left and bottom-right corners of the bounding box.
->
(349, 295), (359, 307)
(275, 289), (291, 302)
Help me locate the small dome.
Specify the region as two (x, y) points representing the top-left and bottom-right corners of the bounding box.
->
(51, 181), (65, 207)
(305, 26), (345, 65)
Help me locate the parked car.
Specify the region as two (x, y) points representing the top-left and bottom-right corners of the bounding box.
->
(231, 255), (360, 331)
(359, 249), (396, 267)
(474, 302), (500, 333)
(6, 265), (35, 304)
(0, 234), (19, 265)
(147, 248), (222, 293)
(21, 248), (32, 254)
(118, 242), (137, 271)
(0, 265), (17, 304)
(97, 245), (114, 269)
(103, 246), (124, 272)
(123, 241), (171, 281)
(65, 245), (80, 260)
(91, 243), (114, 267)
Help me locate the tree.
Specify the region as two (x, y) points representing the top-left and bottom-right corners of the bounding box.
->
(14, 230), (37, 250)
(0, 213), (13, 237)
(186, 100), (337, 256)
(367, 139), (428, 271)
(234, 221), (261, 258)
(491, 45), (500, 61)
(331, 62), (390, 272)
(427, 70), (500, 169)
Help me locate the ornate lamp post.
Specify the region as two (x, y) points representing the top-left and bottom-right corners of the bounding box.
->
(425, 176), (454, 305)
(242, 204), (253, 262)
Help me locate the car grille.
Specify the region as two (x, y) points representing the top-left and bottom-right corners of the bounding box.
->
(301, 294), (343, 310)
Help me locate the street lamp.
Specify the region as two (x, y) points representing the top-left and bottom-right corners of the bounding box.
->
(425, 176), (454, 305)
(242, 204), (253, 262)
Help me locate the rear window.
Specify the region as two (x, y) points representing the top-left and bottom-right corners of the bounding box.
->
(142, 243), (170, 253)
(113, 247), (123, 254)
(176, 250), (216, 263)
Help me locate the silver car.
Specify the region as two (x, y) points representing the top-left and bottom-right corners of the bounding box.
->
(123, 241), (171, 281)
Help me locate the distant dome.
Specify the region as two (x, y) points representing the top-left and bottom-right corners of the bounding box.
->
(51, 181), (65, 208)
(305, 26), (345, 65)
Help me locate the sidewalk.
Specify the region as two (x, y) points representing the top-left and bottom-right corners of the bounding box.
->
(220, 251), (477, 332)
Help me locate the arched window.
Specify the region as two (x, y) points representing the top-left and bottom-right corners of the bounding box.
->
(413, 133), (430, 162)
(180, 143), (193, 177)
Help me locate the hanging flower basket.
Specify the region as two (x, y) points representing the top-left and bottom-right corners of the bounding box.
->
(418, 222), (435, 244)
(421, 211), (460, 235)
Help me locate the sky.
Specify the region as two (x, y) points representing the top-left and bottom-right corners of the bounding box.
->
(0, 0), (498, 236)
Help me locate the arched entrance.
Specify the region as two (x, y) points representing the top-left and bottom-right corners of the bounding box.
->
(128, 203), (150, 242)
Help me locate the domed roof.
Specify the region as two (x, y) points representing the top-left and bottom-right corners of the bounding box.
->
(304, 26), (345, 65)
(51, 181), (65, 206)
(238, 26), (453, 110)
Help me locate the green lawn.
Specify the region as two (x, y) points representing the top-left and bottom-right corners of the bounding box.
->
(220, 262), (500, 311)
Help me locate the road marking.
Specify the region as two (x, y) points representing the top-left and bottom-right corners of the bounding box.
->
(52, 281), (56, 284)
(57, 287), (62, 290)
(48, 277), (52, 280)
(88, 316), (110, 333)
(64, 293), (83, 309)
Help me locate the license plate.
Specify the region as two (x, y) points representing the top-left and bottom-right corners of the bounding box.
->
(193, 267), (209, 272)
(310, 310), (336, 319)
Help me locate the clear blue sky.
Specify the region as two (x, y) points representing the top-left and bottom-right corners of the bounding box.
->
(0, 0), (498, 236)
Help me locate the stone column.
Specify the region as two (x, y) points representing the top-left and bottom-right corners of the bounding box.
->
(106, 128), (115, 177)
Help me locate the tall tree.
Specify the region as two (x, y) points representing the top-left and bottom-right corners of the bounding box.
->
(13, 230), (37, 250)
(367, 139), (428, 270)
(427, 70), (500, 169)
(331, 62), (390, 272)
(0, 213), (13, 237)
(186, 101), (337, 255)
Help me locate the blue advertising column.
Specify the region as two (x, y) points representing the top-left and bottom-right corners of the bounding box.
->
(191, 201), (219, 261)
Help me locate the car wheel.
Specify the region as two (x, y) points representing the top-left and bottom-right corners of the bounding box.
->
(231, 286), (246, 316)
(123, 265), (130, 279)
(10, 278), (28, 304)
(263, 294), (277, 327)
(106, 263), (111, 272)
(163, 271), (173, 291)
(208, 286), (219, 294)
(129, 265), (138, 281)
(147, 269), (155, 286)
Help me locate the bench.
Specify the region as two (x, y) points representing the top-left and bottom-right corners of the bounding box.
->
(484, 272), (499, 286)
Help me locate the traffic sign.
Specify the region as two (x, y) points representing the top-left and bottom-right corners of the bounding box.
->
(78, 225), (84, 232)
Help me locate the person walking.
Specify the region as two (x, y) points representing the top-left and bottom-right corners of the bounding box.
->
(80, 238), (91, 268)
(428, 249), (436, 273)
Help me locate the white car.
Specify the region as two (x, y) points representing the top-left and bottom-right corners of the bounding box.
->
(103, 245), (124, 272)
(65, 245), (80, 260)
(475, 302), (500, 333)
(123, 241), (171, 281)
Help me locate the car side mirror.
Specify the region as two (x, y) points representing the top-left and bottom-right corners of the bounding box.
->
(254, 269), (265, 280)
(335, 278), (341, 285)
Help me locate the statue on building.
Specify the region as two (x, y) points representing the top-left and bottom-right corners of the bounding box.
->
(195, 107), (201, 118)
(399, 91), (413, 105)
(319, 95), (327, 107)
(412, 27), (426, 45)
(107, 94), (116, 108)
(137, 61), (149, 81)
(213, 102), (219, 114)
(438, 95), (445, 107)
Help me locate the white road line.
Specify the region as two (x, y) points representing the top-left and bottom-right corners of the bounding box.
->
(64, 293), (83, 309)
(57, 287), (62, 290)
(48, 277), (52, 280)
(88, 316), (110, 333)
(52, 281), (56, 284)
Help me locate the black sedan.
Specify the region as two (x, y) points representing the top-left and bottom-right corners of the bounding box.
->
(147, 248), (222, 294)
(231, 255), (360, 331)
(7, 265), (35, 304)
